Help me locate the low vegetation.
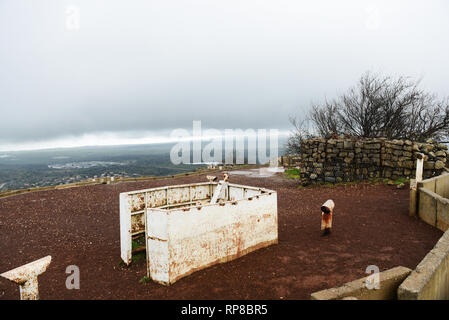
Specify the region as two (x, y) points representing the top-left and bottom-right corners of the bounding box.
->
(296, 177), (410, 189)
(139, 276), (151, 284)
(284, 168), (301, 179)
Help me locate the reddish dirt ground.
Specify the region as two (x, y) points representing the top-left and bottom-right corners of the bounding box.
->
(0, 172), (443, 300)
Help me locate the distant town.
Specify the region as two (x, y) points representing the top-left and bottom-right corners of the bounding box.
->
(0, 144), (205, 191)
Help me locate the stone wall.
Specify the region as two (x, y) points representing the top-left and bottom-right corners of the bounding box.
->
(282, 137), (449, 183)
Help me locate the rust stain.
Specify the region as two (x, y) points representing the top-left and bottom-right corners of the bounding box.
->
(131, 214), (145, 233)
(321, 213), (332, 230)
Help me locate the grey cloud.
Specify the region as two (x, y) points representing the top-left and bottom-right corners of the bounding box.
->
(1, 0), (449, 147)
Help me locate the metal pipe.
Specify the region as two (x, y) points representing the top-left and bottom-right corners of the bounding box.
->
(321, 200), (334, 236)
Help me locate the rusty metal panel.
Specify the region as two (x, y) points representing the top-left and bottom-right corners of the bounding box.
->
(131, 212), (145, 234)
(128, 193), (145, 212)
(191, 184), (210, 201)
(167, 186), (190, 205)
(147, 239), (169, 284)
(123, 182), (277, 281)
(147, 189), (167, 208)
(162, 189), (278, 285)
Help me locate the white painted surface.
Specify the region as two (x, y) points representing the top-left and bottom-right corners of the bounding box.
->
(0, 255), (52, 300)
(120, 181), (278, 282)
(210, 181), (227, 204)
(416, 156), (424, 183)
(119, 193), (133, 265)
(145, 185), (278, 285)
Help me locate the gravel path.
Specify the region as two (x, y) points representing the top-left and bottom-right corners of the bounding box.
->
(0, 172), (442, 299)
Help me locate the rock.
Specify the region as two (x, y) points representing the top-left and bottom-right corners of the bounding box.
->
(402, 151), (412, 157)
(401, 161), (414, 169)
(397, 183), (405, 189)
(364, 143), (381, 150)
(424, 161), (435, 170)
(310, 173), (318, 180)
(383, 160), (394, 167)
(392, 139), (404, 146)
(344, 141), (353, 149)
(435, 160), (445, 170)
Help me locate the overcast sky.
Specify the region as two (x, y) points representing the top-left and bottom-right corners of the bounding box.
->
(1, 0), (448, 151)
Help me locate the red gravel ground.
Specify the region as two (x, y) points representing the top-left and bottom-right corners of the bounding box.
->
(0, 172), (443, 300)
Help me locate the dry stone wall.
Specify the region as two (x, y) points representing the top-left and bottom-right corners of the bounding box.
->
(282, 137), (449, 183)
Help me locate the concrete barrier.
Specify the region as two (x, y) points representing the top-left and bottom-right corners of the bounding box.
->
(398, 230), (449, 300)
(412, 173), (449, 232)
(311, 266), (412, 300)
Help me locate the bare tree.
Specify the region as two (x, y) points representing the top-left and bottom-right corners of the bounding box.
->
(297, 72), (449, 143)
(285, 116), (313, 155)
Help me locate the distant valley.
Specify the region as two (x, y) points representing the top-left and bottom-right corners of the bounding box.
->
(0, 138), (287, 191)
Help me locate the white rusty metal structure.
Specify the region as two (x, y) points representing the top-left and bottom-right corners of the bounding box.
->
(0, 255), (51, 300)
(120, 182), (278, 285)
